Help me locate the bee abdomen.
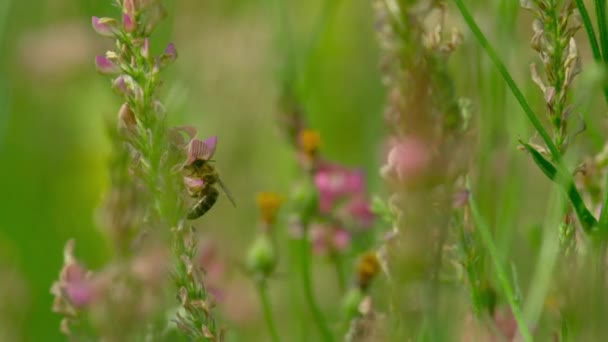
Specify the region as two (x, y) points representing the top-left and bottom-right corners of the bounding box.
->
(186, 187), (219, 219)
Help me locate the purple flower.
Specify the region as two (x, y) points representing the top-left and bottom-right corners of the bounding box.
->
(95, 56), (120, 74)
(160, 42), (177, 66)
(122, 13), (136, 33)
(185, 136), (218, 165)
(91, 17), (119, 37)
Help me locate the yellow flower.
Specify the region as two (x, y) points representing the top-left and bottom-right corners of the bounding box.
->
(256, 192), (284, 225)
(298, 129), (321, 156)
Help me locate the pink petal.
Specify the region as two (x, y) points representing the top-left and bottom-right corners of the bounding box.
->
(345, 196), (374, 228)
(332, 228), (351, 251)
(112, 75), (128, 96)
(309, 225), (328, 255)
(164, 43), (176, 57)
(183, 176), (205, 188)
(123, 0), (136, 15)
(201, 136), (218, 159)
(123, 13), (136, 33)
(65, 281), (93, 308)
(91, 17), (118, 37)
(62, 263), (86, 283)
(95, 56), (119, 74)
(141, 38), (150, 58)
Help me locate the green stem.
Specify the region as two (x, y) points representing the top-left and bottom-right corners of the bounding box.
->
(599, 172), (608, 233)
(576, 0), (608, 105)
(468, 187), (533, 342)
(595, 0), (608, 61)
(453, 0), (556, 157)
(299, 0), (344, 101)
(331, 252), (346, 292)
(454, 0), (597, 232)
(258, 282), (281, 342)
(299, 236), (334, 342)
(576, 0), (602, 61)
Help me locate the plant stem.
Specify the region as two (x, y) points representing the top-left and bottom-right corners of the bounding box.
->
(331, 253), (346, 292)
(576, 0), (608, 105)
(258, 281), (281, 342)
(299, 235), (334, 342)
(468, 187), (533, 342)
(453, 0), (597, 232)
(576, 0), (602, 61)
(596, 0), (608, 61)
(453, 0), (556, 157)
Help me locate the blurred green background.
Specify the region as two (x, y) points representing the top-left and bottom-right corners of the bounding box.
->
(1, 0), (606, 341)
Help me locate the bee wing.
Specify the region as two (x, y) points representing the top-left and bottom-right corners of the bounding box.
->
(217, 178), (237, 207)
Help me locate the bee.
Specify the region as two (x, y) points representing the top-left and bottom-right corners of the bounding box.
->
(182, 136), (236, 220)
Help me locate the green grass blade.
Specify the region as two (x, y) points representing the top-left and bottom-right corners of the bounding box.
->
(468, 185), (533, 342)
(454, 0), (597, 232)
(595, 0), (608, 62)
(520, 142), (597, 233)
(576, 0), (602, 61)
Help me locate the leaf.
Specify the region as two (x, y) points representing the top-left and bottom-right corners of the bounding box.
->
(520, 141), (597, 232)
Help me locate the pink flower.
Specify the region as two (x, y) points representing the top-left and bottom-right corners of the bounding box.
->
(309, 225), (351, 255)
(185, 136), (217, 165)
(380, 136), (431, 185)
(197, 242), (226, 302)
(122, 13), (136, 33)
(95, 56), (120, 74)
(64, 281), (94, 308)
(314, 163), (364, 213)
(51, 241), (95, 311)
(91, 17), (119, 37)
(141, 38), (150, 59)
(342, 195), (374, 228)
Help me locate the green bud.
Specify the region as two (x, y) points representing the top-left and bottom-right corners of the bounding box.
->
(246, 234), (276, 278)
(342, 287), (364, 319)
(290, 181), (318, 225)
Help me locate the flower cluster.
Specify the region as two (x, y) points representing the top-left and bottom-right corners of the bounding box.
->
(52, 1), (223, 340)
(51, 240), (169, 340)
(523, 0), (582, 153)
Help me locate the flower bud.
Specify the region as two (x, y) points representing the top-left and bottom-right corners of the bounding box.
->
(112, 74), (130, 96)
(95, 56), (120, 74)
(246, 234), (276, 278)
(342, 287), (364, 319)
(118, 103), (136, 132)
(141, 38), (150, 59)
(123, 0), (136, 15)
(143, 3), (167, 35)
(122, 13), (136, 33)
(291, 181), (318, 225)
(91, 17), (119, 37)
(160, 42), (177, 67)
